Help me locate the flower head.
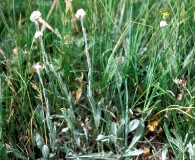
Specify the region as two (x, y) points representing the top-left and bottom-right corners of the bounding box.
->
(33, 62), (42, 71)
(34, 31), (43, 39)
(162, 12), (169, 19)
(75, 9), (86, 20)
(160, 20), (167, 28)
(30, 11), (41, 23)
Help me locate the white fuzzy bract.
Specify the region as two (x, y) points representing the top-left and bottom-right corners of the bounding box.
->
(75, 9), (86, 20)
(30, 11), (41, 23)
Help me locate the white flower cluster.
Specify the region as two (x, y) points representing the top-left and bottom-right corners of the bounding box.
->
(34, 31), (43, 39)
(30, 11), (41, 23)
(33, 62), (42, 71)
(75, 9), (86, 20)
(30, 11), (44, 39)
(160, 20), (167, 28)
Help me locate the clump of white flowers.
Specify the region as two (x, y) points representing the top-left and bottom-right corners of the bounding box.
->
(33, 62), (42, 76)
(30, 11), (44, 39)
(30, 11), (41, 24)
(75, 9), (86, 20)
(33, 62), (42, 71)
(34, 31), (43, 39)
(160, 20), (168, 28)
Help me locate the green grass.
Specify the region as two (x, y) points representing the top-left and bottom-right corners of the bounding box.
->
(0, 0), (195, 159)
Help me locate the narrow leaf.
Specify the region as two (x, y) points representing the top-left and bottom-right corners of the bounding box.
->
(117, 119), (125, 136)
(128, 119), (140, 133)
(128, 118), (144, 149)
(183, 49), (194, 68)
(110, 122), (117, 144)
(42, 145), (49, 158)
(35, 133), (44, 149)
(123, 148), (143, 157)
(96, 134), (109, 142)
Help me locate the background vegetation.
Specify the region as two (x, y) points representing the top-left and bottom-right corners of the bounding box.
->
(0, 0), (195, 159)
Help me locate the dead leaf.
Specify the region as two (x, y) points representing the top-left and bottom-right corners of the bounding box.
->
(31, 82), (39, 91)
(177, 93), (183, 100)
(38, 18), (55, 33)
(85, 117), (92, 131)
(173, 78), (187, 91)
(65, 0), (72, 14)
(143, 147), (150, 159)
(12, 47), (18, 55)
(148, 118), (160, 132)
(46, 0), (58, 20)
(143, 147), (150, 154)
(74, 87), (82, 105)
